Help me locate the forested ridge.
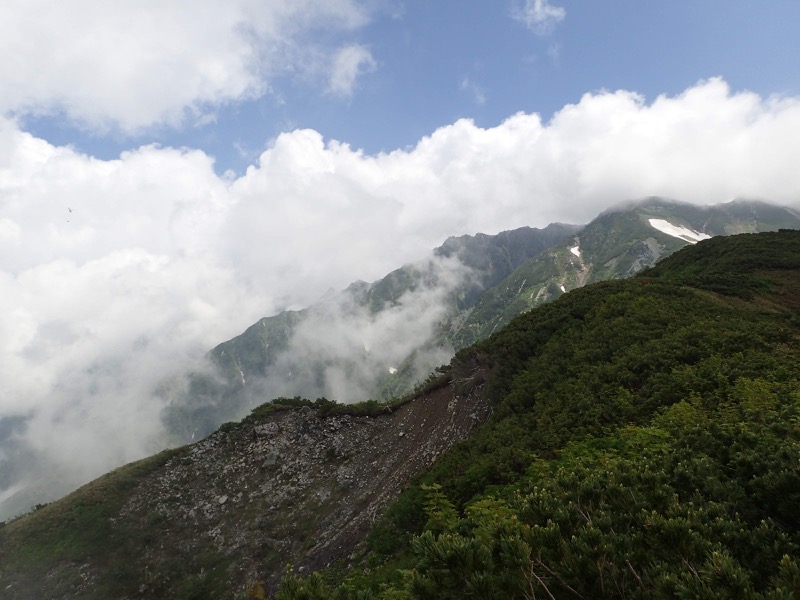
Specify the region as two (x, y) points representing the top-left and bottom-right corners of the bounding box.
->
(276, 231), (800, 599)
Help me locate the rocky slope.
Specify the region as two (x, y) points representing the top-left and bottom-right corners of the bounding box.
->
(0, 383), (489, 599)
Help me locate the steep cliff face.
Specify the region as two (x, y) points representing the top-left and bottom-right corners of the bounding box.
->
(0, 385), (490, 599)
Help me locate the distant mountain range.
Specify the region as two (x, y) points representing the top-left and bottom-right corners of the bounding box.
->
(162, 198), (800, 443)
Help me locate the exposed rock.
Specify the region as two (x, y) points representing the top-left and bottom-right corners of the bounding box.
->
(113, 383), (489, 597)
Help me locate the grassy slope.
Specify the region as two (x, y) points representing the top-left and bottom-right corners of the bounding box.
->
(0, 449), (185, 599)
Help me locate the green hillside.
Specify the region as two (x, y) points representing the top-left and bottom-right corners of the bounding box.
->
(277, 230), (800, 599)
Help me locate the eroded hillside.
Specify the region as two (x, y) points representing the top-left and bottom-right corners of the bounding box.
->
(0, 386), (489, 599)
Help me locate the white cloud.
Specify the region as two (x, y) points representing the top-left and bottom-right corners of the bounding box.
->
(512, 0), (566, 35)
(2, 77), (800, 517)
(328, 44), (378, 97)
(0, 0), (373, 132)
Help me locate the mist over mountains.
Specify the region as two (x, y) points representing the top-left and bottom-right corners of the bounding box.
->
(1, 197), (799, 521)
(0, 199), (800, 518)
(162, 198), (800, 443)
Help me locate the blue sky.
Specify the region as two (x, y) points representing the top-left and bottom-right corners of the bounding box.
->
(15, 1), (800, 175)
(2, 0), (800, 517)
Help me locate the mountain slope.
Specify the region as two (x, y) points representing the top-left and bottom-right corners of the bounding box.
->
(163, 199), (800, 447)
(1, 199), (797, 527)
(3, 230), (799, 599)
(446, 198), (800, 347)
(162, 222), (580, 441)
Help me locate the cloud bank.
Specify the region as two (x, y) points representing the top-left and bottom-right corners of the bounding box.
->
(2, 78), (800, 518)
(0, 0), (373, 132)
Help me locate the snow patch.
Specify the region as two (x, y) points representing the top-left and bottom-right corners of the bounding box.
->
(648, 219), (711, 244)
(388, 367), (397, 374)
(570, 245), (581, 257)
(560, 285), (566, 293)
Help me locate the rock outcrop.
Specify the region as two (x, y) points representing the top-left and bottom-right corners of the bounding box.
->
(114, 384), (489, 596)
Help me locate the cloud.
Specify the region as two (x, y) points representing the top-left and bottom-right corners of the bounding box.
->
(328, 45), (378, 97)
(0, 0), (373, 132)
(2, 77), (800, 518)
(512, 0), (566, 35)
(460, 77), (487, 106)
(249, 255), (472, 403)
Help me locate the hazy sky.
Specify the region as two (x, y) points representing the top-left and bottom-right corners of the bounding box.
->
(2, 0), (800, 517)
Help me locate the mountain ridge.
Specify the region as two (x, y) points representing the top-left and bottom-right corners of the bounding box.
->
(166, 199), (800, 446)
